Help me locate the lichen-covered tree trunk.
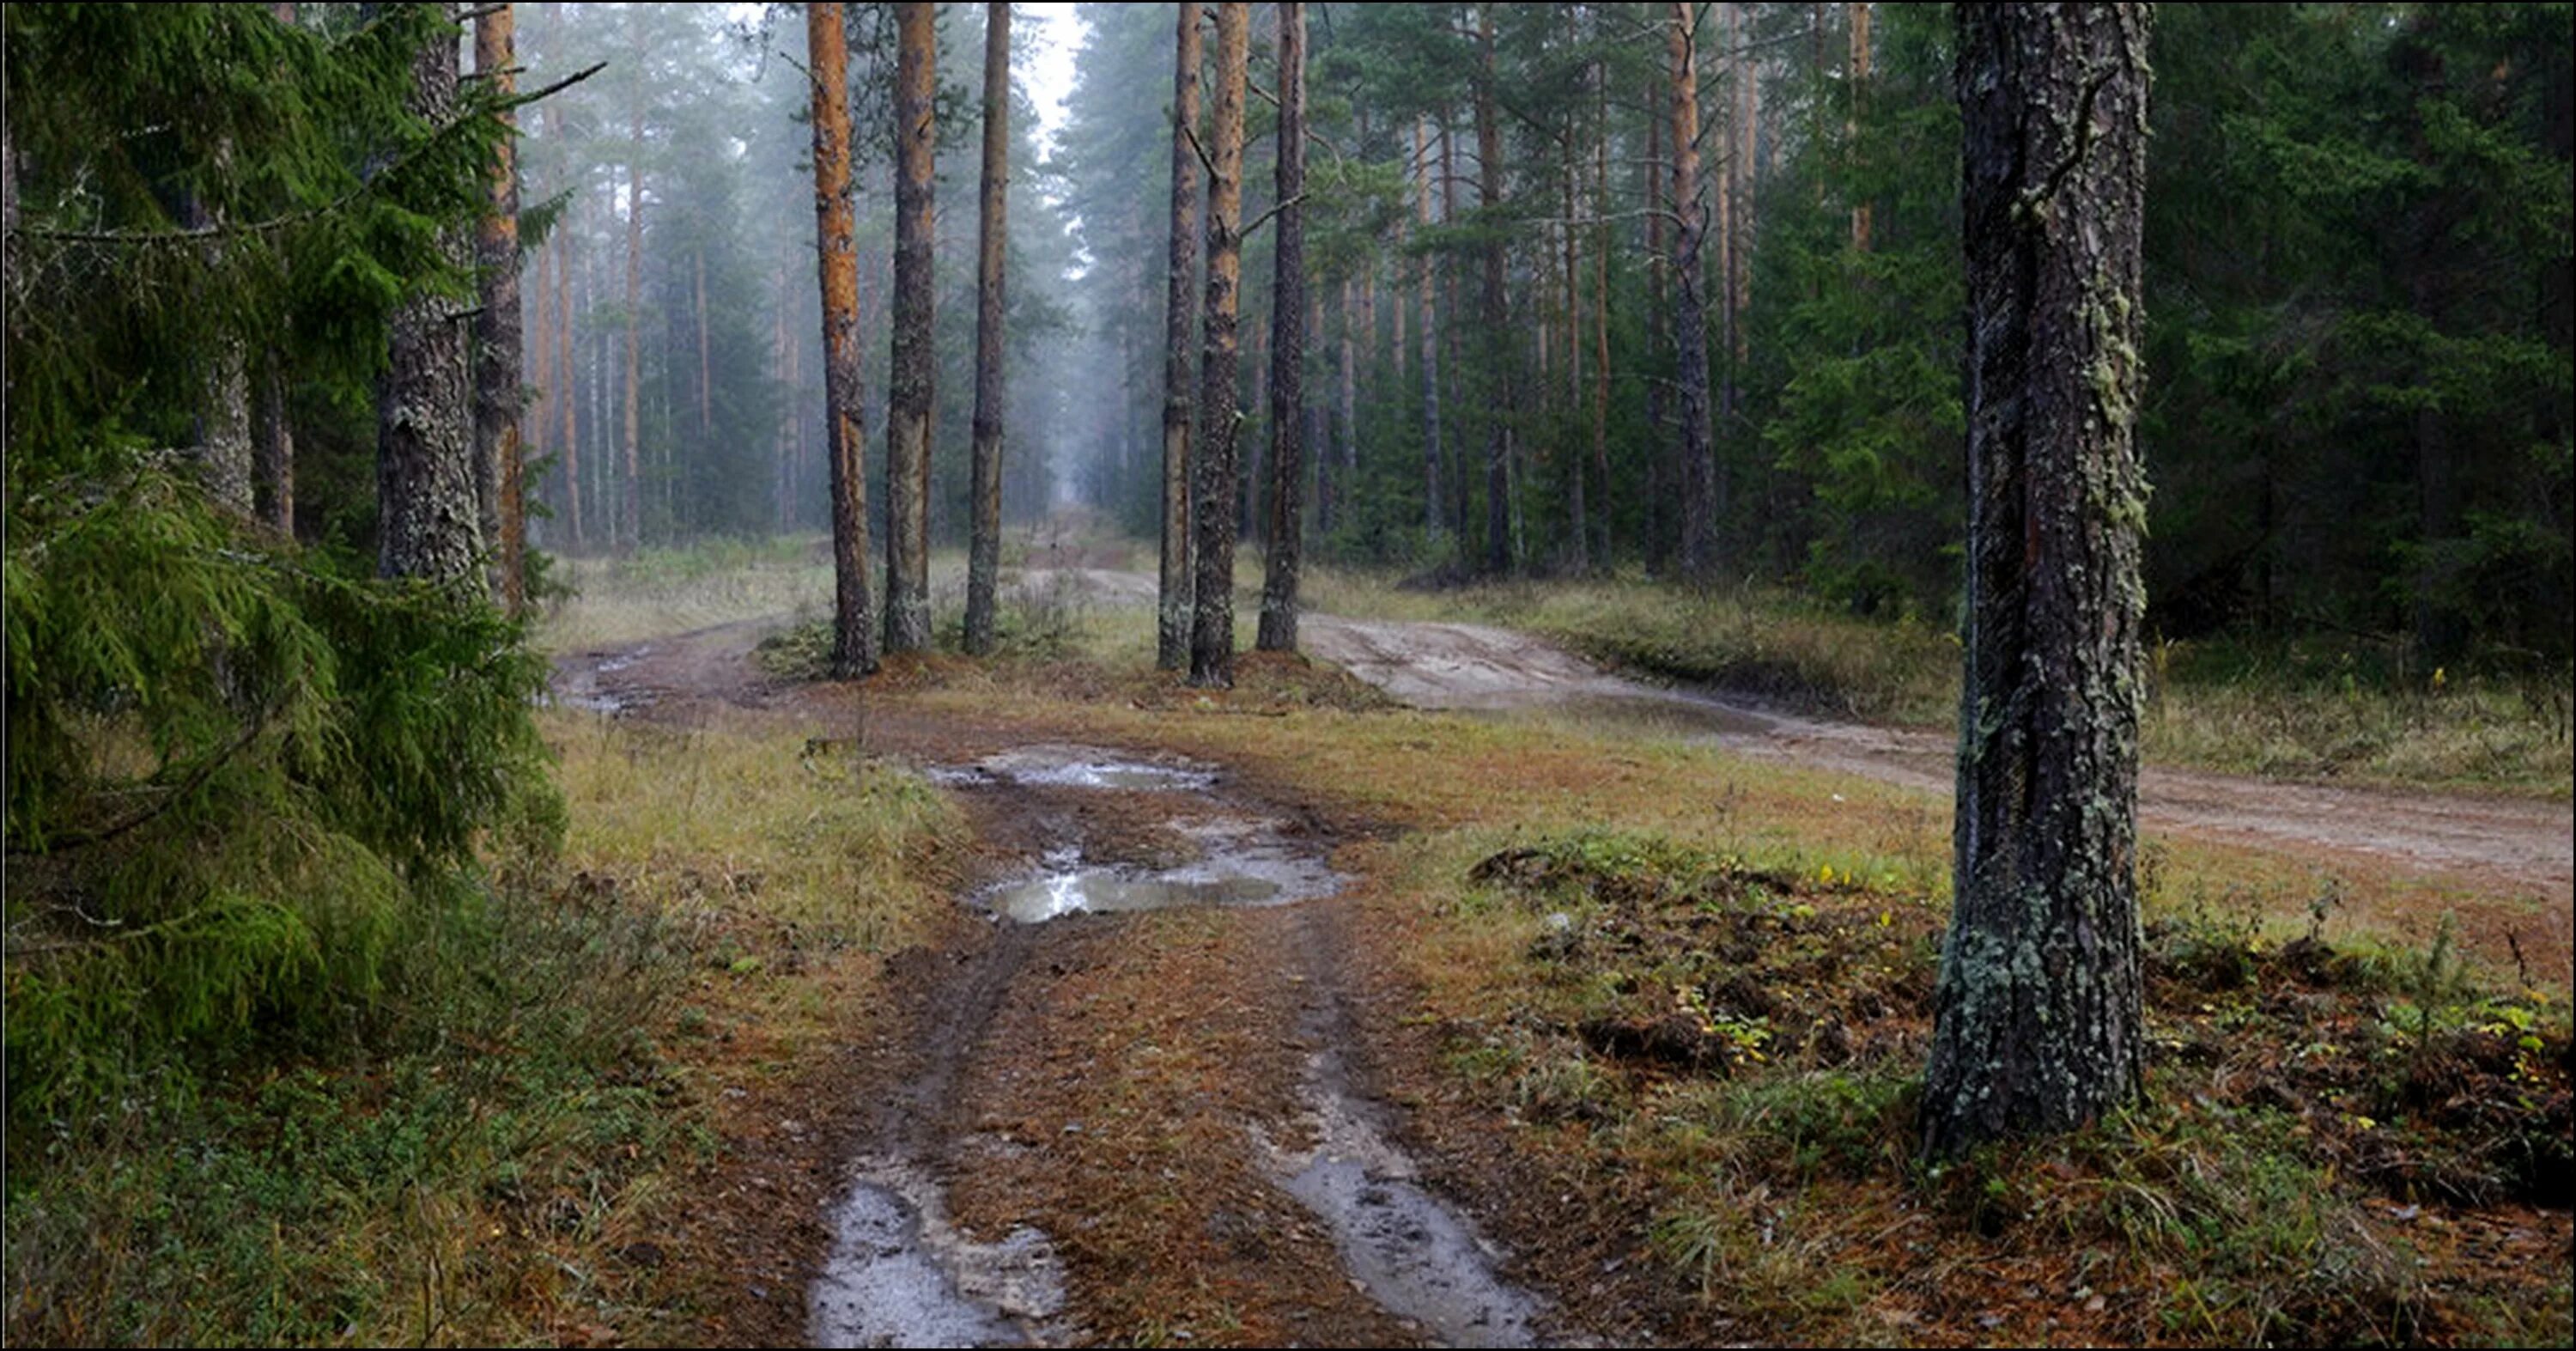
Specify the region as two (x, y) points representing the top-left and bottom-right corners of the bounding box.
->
(1158, 2), (1204, 672)
(884, 0), (938, 654)
(1188, 1), (1248, 688)
(475, 3), (524, 611)
(1256, 1), (1307, 654)
(379, 3), (480, 585)
(1921, 1), (2154, 1161)
(964, 1), (1012, 657)
(1669, 3), (1715, 579)
(808, 1), (878, 679)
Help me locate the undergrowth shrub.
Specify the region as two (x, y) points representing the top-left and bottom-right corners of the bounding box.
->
(5, 453), (559, 1141)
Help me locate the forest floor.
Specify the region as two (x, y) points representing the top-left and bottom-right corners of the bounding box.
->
(543, 575), (2572, 1348)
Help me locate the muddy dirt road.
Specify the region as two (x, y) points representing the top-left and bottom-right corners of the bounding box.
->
(549, 591), (2567, 1348)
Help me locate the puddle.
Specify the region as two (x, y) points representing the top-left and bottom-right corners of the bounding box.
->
(983, 825), (1340, 925)
(811, 1157), (1066, 1348)
(1259, 1058), (1545, 1348)
(546, 647), (652, 715)
(930, 745), (1218, 793)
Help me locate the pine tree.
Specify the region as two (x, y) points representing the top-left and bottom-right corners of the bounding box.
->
(1921, 1), (2154, 1159)
(807, 0), (879, 679)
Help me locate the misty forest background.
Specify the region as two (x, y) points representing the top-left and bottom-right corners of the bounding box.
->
(489, 2), (2566, 670)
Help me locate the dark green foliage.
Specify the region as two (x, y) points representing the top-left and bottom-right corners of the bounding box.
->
(4, 3), (559, 1137)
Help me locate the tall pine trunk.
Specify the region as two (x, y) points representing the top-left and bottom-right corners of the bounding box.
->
(475, 3), (524, 611)
(1158, 3), (1203, 671)
(1188, 1), (1249, 688)
(809, 2), (878, 678)
(1670, 3), (1715, 578)
(1922, 1), (2153, 1160)
(1475, 3), (1510, 576)
(884, 0), (938, 654)
(1256, 1), (1308, 654)
(1415, 115), (1443, 540)
(964, 1), (1012, 656)
(622, 106), (643, 550)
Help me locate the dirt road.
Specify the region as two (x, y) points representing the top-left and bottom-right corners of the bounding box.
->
(1021, 569), (2573, 912)
(549, 592), (2568, 1347)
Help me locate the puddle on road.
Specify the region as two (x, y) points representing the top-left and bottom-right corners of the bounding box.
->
(811, 1157), (1066, 1348)
(933, 749), (1342, 925)
(983, 823), (1340, 925)
(1259, 1058), (1546, 1348)
(928, 745), (1217, 793)
(548, 647), (651, 715)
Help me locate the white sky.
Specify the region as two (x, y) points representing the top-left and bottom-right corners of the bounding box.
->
(1018, 2), (1087, 159)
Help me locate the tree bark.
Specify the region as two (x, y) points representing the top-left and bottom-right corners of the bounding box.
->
(964, 1), (1011, 656)
(1257, 1), (1307, 654)
(1188, 1), (1249, 688)
(1416, 114), (1443, 541)
(1922, 1), (2154, 1161)
(809, 1), (878, 678)
(1670, 2), (1716, 579)
(1158, 2), (1204, 672)
(884, 0), (938, 654)
(1850, 1), (1873, 252)
(1475, 3), (1510, 576)
(475, 3), (524, 611)
(622, 104), (643, 550)
(379, 2), (480, 585)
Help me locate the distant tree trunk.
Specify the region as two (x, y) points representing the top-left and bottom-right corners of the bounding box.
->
(964, 0), (1011, 657)
(1415, 115), (1443, 540)
(1670, 2), (1715, 579)
(1327, 275), (1352, 535)
(809, 1), (878, 678)
(1189, 1), (1249, 688)
(696, 249), (711, 439)
(1158, 2), (1204, 672)
(1921, 1), (2153, 1161)
(1475, 3), (1510, 576)
(378, 2), (480, 585)
(1644, 82), (1670, 574)
(475, 3), (524, 611)
(179, 196), (252, 519)
(1850, 1), (1873, 251)
(1591, 60), (1612, 568)
(558, 228), (581, 548)
(622, 106), (643, 550)
(1257, 1), (1308, 654)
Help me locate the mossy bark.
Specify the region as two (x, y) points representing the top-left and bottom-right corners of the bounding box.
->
(1922, 2), (2154, 1161)
(378, 4), (480, 587)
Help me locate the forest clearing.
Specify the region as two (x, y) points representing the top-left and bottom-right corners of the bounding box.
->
(7, 1), (2571, 1347)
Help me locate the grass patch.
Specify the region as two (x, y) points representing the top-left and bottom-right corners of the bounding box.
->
(1413, 825), (2573, 1346)
(535, 535), (833, 654)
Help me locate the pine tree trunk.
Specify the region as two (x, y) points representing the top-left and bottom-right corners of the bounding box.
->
(964, 1), (1011, 657)
(475, 4), (524, 611)
(809, 2), (878, 678)
(1850, 1), (1873, 251)
(1416, 115), (1443, 541)
(1256, 1), (1307, 654)
(1476, 3), (1510, 576)
(1922, 1), (2153, 1161)
(1158, 3), (1204, 672)
(1188, 1), (1249, 688)
(622, 106), (643, 550)
(1670, 3), (1716, 579)
(379, 3), (480, 585)
(883, 1), (939, 654)
(560, 228), (581, 549)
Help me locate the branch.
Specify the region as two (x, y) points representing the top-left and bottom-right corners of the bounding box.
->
(1242, 191), (1308, 239)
